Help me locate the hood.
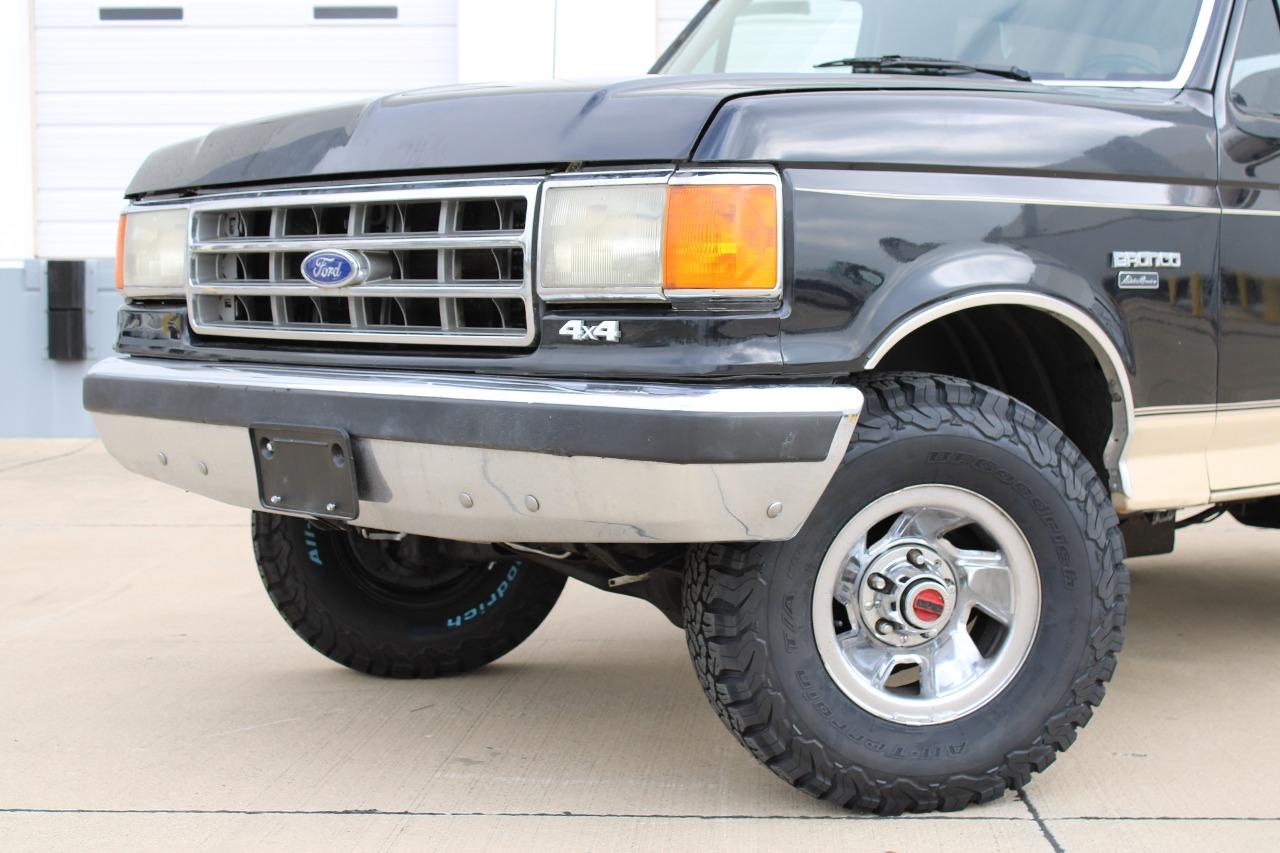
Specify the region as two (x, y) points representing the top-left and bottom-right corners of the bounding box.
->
(126, 74), (1059, 196)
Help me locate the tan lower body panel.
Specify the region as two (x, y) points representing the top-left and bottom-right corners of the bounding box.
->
(1117, 403), (1280, 512)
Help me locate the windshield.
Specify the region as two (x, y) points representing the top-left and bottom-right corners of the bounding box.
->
(657, 0), (1207, 85)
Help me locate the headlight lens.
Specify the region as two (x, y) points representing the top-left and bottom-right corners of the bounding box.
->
(117, 208), (189, 298)
(537, 174), (780, 302)
(539, 184), (667, 299)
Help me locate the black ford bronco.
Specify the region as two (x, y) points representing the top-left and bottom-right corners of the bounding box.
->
(86, 0), (1280, 814)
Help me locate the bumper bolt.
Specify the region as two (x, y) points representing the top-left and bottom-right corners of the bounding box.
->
(525, 495), (540, 512)
(197, 461), (209, 476)
(766, 501), (783, 519)
(157, 452), (168, 466)
(459, 492), (474, 509)
(325, 502), (338, 512)
(269, 495), (282, 505)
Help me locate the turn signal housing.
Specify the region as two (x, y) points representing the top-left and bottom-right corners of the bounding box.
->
(664, 184), (779, 293)
(114, 215), (127, 290)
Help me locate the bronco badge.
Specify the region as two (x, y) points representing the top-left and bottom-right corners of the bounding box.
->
(1111, 251), (1181, 269)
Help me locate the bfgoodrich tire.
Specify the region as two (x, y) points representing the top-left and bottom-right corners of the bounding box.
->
(253, 513), (566, 678)
(684, 374), (1128, 814)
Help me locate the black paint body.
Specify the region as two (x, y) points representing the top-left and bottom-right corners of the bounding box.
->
(121, 0), (1275, 412)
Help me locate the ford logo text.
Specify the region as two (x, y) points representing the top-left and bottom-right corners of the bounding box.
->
(301, 249), (368, 289)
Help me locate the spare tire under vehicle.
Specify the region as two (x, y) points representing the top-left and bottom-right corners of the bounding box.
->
(252, 512), (566, 678)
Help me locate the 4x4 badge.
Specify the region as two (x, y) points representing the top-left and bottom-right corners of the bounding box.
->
(558, 320), (621, 343)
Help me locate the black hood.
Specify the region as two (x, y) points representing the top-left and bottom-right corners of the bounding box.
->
(125, 74), (1059, 196)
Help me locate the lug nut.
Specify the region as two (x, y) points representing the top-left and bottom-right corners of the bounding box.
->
(867, 573), (890, 592)
(875, 619), (896, 635)
(908, 549), (926, 567)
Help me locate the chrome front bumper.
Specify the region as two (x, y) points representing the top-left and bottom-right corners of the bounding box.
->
(84, 357), (863, 543)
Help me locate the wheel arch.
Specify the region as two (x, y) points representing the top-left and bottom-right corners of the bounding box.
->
(861, 290), (1136, 503)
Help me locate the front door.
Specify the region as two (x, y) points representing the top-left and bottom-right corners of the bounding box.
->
(1215, 0), (1280, 494)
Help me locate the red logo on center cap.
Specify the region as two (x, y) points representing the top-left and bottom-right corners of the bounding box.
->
(912, 588), (946, 623)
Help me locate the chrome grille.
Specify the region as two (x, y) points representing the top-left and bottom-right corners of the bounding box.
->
(186, 179), (539, 347)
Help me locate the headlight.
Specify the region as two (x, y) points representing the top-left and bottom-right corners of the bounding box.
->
(539, 184), (666, 299)
(537, 172), (781, 302)
(116, 207), (189, 299)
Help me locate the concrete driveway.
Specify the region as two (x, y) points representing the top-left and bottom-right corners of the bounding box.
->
(2, 440), (1278, 852)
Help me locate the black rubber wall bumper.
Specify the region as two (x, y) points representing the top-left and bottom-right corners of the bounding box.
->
(83, 369), (844, 465)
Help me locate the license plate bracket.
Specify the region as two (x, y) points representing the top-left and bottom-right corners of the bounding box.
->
(250, 425), (359, 521)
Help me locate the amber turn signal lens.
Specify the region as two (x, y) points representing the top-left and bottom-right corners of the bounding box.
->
(114, 215), (127, 290)
(663, 184), (778, 291)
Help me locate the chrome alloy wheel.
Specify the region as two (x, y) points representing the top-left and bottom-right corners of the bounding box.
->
(812, 485), (1041, 725)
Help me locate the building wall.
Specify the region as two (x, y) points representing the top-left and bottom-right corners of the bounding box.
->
(2, 0), (701, 437)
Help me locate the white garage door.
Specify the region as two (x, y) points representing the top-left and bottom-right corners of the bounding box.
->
(35, 0), (458, 259)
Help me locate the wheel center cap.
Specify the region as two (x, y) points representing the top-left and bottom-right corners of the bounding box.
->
(902, 580), (952, 629)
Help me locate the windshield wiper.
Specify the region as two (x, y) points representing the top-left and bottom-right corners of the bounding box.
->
(814, 55), (1032, 83)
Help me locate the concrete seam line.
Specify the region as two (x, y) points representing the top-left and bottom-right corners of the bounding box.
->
(2, 808), (1279, 821)
(1017, 788), (1067, 853)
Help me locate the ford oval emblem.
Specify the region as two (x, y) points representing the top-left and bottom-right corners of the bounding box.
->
(301, 249), (367, 289)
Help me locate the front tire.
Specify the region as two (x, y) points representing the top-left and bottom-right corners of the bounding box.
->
(253, 513), (566, 678)
(684, 374), (1127, 814)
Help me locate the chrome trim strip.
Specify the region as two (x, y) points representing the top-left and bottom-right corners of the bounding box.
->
(187, 283), (527, 299)
(1211, 484), (1280, 502)
(1220, 208), (1280, 218)
(141, 175), (547, 207)
(863, 291), (1136, 502)
(191, 233), (524, 254)
(795, 186), (1212, 215)
(85, 356), (864, 417)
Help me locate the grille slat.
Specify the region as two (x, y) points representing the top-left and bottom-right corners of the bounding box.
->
(186, 181), (537, 348)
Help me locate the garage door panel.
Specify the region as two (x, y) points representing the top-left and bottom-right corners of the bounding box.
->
(37, 91), (380, 126)
(40, 61), (453, 94)
(37, 1), (456, 28)
(36, 28), (456, 93)
(39, 189), (130, 224)
(37, 126), (207, 190)
(38, 220), (123, 260)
